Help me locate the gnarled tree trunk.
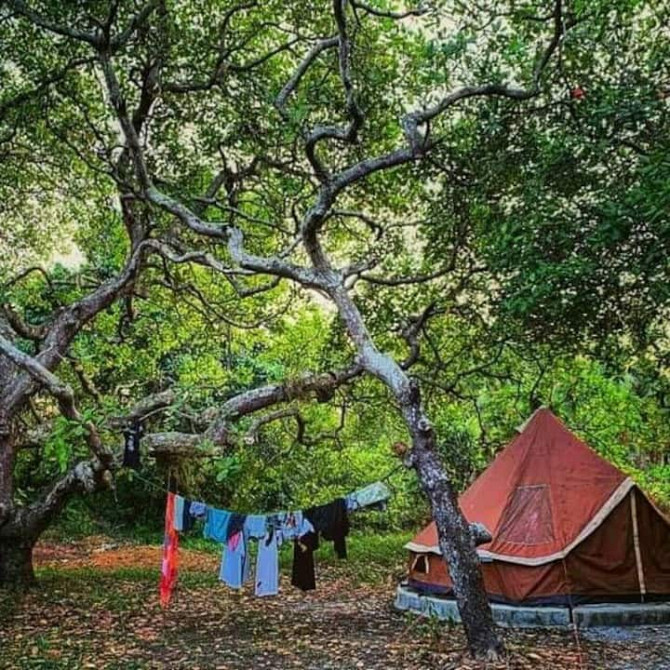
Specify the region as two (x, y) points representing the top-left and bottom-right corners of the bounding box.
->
(0, 415), (109, 590)
(407, 418), (502, 659)
(323, 288), (503, 658)
(0, 424), (38, 589)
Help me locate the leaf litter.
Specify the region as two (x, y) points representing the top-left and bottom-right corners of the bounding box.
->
(0, 538), (667, 669)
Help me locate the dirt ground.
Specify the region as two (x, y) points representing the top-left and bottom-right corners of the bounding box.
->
(0, 539), (668, 670)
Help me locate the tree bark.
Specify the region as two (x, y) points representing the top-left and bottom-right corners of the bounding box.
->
(408, 423), (502, 659)
(0, 535), (35, 589)
(0, 479), (36, 590)
(0, 425), (37, 590)
(0, 420), (15, 529)
(0, 460), (108, 590)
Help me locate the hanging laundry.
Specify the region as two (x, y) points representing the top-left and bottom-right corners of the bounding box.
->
(226, 512), (246, 542)
(160, 492), (179, 607)
(278, 511), (299, 537)
(244, 514), (268, 539)
(181, 499), (196, 531)
(173, 495), (185, 532)
(204, 508), (231, 542)
(255, 528), (281, 596)
(219, 529), (249, 588)
(122, 421), (143, 469)
(173, 496), (199, 532)
(162, 480), (390, 604)
(345, 481), (391, 512)
(291, 530), (318, 591)
(264, 511), (304, 539)
(282, 511), (313, 539)
(189, 500), (207, 520)
(305, 498), (349, 559)
(264, 513), (281, 535)
(295, 513), (315, 539)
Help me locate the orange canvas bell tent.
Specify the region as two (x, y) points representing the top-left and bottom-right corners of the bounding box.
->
(406, 408), (670, 605)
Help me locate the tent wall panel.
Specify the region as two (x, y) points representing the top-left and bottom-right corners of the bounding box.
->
(637, 493), (670, 595)
(405, 409), (670, 605)
(563, 494), (639, 598)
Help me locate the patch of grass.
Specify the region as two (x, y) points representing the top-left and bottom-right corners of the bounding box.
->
(37, 565), (157, 582)
(36, 565), (219, 591)
(35, 530), (411, 597)
(33, 568), (146, 612)
(180, 534), (221, 553)
(184, 531), (411, 585)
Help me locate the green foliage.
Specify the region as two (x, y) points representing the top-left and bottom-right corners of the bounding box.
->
(3, 0), (670, 545)
(43, 417), (81, 474)
(436, 429), (486, 493)
(419, 0), (670, 351)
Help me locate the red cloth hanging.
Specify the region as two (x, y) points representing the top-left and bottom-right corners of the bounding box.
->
(160, 492), (179, 607)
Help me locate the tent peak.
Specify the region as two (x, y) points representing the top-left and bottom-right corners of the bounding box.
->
(515, 405), (550, 433)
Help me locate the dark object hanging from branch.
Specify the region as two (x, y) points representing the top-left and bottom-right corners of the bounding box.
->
(122, 421), (143, 469)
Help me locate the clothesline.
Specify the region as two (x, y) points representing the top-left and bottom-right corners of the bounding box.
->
(129, 464), (404, 498)
(159, 480), (392, 607)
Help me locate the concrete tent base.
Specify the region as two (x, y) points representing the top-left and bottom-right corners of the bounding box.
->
(395, 585), (670, 629)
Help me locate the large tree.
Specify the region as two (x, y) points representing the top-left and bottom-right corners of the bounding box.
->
(1, 0), (662, 658)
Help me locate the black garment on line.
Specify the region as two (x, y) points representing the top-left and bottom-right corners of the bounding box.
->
(122, 422), (143, 469)
(304, 498), (350, 559)
(182, 499), (195, 532)
(291, 531), (319, 591)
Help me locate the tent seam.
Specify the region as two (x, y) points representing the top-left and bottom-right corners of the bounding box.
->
(631, 489), (647, 598)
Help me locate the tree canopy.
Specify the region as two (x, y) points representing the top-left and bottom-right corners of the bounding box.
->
(1, 0), (669, 657)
